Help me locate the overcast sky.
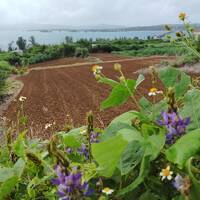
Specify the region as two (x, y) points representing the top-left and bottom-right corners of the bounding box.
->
(0, 0), (199, 26)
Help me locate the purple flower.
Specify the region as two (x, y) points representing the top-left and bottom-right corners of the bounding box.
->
(173, 174), (184, 191)
(66, 148), (73, 154)
(157, 111), (190, 144)
(77, 132), (99, 160)
(78, 144), (90, 160)
(90, 132), (100, 143)
(52, 165), (91, 199)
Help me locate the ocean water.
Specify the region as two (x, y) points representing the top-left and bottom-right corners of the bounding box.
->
(0, 30), (166, 50)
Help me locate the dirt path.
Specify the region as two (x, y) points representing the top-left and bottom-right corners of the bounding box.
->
(4, 55), (174, 138)
(29, 56), (175, 71)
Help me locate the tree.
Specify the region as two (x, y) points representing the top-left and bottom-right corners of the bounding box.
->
(16, 37), (27, 51)
(29, 36), (37, 46)
(65, 36), (73, 44)
(8, 41), (14, 51)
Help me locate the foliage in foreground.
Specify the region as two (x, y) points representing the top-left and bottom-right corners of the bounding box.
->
(1, 60), (200, 200)
(1, 13), (200, 200)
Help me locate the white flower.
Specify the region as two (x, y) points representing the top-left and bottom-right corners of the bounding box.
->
(45, 123), (53, 130)
(148, 88), (163, 96)
(160, 166), (173, 181)
(92, 65), (103, 75)
(19, 96), (27, 102)
(102, 187), (114, 195)
(80, 129), (86, 135)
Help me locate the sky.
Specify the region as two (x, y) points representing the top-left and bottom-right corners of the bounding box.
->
(0, 0), (199, 26)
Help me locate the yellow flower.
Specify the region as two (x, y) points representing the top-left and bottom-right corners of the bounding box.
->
(160, 166), (173, 181)
(19, 96), (27, 102)
(92, 65), (103, 75)
(148, 87), (163, 96)
(179, 12), (186, 21)
(102, 187), (114, 195)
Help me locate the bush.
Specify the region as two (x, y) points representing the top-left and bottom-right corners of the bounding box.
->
(75, 47), (89, 58)
(0, 61), (13, 95)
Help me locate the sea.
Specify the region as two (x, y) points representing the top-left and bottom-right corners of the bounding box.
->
(0, 30), (166, 50)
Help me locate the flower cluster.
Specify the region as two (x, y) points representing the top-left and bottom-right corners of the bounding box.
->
(78, 143), (90, 160)
(78, 131), (100, 160)
(90, 131), (100, 143)
(157, 111), (190, 144)
(52, 165), (91, 199)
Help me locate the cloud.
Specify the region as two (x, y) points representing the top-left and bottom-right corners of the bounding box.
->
(0, 0), (199, 26)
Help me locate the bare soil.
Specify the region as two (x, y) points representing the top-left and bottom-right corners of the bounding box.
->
(5, 54), (175, 138)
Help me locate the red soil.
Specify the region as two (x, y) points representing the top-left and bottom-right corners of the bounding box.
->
(5, 54), (174, 138)
(29, 57), (86, 68)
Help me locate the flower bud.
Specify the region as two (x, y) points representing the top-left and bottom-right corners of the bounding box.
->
(114, 63), (122, 71)
(119, 76), (125, 82)
(179, 12), (186, 21)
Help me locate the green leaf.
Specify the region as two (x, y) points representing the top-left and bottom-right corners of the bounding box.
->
(92, 134), (128, 177)
(59, 126), (86, 148)
(82, 163), (97, 182)
(118, 155), (151, 196)
(12, 132), (26, 159)
(139, 191), (161, 200)
(165, 129), (200, 168)
(120, 141), (144, 175)
(118, 126), (165, 195)
(102, 122), (135, 141)
(139, 97), (168, 121)
(141, 124), (166, 160)
(186, 158), (200, 200)
(13, 158), (26, 177)
(0, 176), (18, 200)
(0, 168), (15, 183)
(158, 67), (190, 97)
(107, 110), (138, 126)
(181, 88), (200, 131)
(135, 74), (145, 89)
(98, 76), (119, 87)
(101, 79), (136, 110)
(101, 111), (139, 141)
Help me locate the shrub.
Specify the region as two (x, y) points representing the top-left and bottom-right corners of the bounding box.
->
(0, 61), (13, 95)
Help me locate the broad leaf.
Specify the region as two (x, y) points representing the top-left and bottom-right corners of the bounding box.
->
(165, 129), (200, 168)
(135, 74), (145, 89)
(13, 158), (26, 177)
(139, 97), (168, 121)
(118, 155), (151, 196)
(92, 134), (128, 177)
(186, 158), (200, 200)
(158, 67), (190, 97)
(0, 168), (15, 183)
(139, 191), (161, 200)
(120, 141), (144, 175)
(12, 132), (26, 159)
(181, 88), (200, 131)
(118, 126), (165, 195)
(98, 76), (119, 87)
(59, 126), (86, 148)
(101, 79), (136, 110)
(0, 176), (18, 200)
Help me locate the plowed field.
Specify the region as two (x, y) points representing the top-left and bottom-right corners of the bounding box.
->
(5, 54), (175, 138)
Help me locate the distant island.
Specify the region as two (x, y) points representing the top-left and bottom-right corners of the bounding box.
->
(28, 23), (200, 32)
